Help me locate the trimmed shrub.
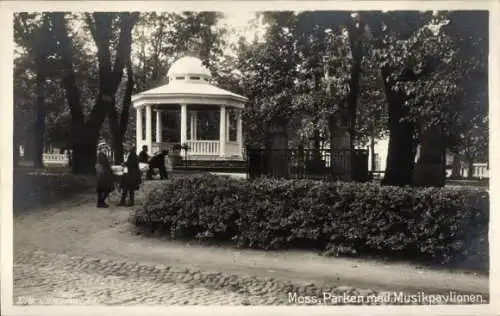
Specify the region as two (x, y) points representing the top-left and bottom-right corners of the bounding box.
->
(132, 175), (489, 266)
(14, 170), (95, 211)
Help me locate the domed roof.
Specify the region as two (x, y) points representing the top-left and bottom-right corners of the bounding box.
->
(132, 54), (248, 108)
(167, 56), (211, 81)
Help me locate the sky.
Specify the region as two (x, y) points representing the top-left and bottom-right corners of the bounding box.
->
(124, 11), (267, 68)
(222, 11), (262, 38)
(218, 12), (267, 57)
(45, 11), (265, 68)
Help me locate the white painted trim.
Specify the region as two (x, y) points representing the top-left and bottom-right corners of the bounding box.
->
(189, 111), (196, 140)
(237, 109), (243, 159)
(156, 110), (162, 143)
(193, 111), (198, 140)
(180, 104), (188, 148)
(136, 107), (143, 151)
(145, 105), (152, 152)
(219, 105), (226, 157)
(167, 72), (211, 82)
(132, 95), (246, 109)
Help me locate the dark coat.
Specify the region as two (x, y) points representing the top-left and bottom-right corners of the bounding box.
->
(138, 150), (149, 163)
(149, 152), (167, 168)
(96, 153), (114, 192)
(121, 152), (142, 191)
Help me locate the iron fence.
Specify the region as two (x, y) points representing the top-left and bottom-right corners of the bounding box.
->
(246, 148), (369, 181)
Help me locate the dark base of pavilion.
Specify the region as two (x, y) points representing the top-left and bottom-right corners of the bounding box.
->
(174, 159), (247, 173)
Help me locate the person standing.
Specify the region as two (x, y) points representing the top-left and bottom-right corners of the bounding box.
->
(118, 146), (141, 206)
(138, 145), (149, 163)
(138, 145), (150, 179)
(95, 150), (114, 208)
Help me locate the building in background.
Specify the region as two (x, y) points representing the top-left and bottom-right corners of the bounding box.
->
(367, 136), (488, 179)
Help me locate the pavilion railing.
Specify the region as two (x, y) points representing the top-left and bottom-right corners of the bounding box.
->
(186, 140), (220, 155)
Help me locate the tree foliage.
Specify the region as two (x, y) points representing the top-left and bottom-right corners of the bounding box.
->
(133, 12), (226, 90)
(14, 13), (57, 167)
(441, 11), (488, 167)
(13, 10), (487, 184)
(50, 12), (139, 172)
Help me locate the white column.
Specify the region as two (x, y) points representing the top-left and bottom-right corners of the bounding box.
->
(193, 111), (198, 140)
(156, 110), (162, 144)
(226, 109), (230, 140)
(145, 105), (152, 152)
(136, 107), (143, 151)
(190, 111), (195, 141)
(180, 104), (187, 147)
(219, 105), (226, 158)
(237, 109), (243, 158)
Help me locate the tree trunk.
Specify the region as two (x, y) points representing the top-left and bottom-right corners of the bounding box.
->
(370, 126), (376, 171)
(412, 125), (445, 187)
(265, 118), (289, 178)
(451, 152), (462, 179)
(467, 157), (474, 179)
(346, 20), (363, 180)
(329, 112), (352, 181)
(108, 57), (134, 165)
(111, 132), (124, 165)
(381, 83), (416, 186)
(380, 57), (438, 186)
(52, 12), (94, 174)
(32, 16), (51, 169)
(71, 137), (98, 174)
(70, 125), (101, 174)
(312, 128), (322, 159)
(107, 99), (124, 165)
(68, 94), (110, 174)
(70, 138), (99, 174)
(72, 95), (111, 174)
(53, 12), (138, 173)
(33, 69), (46, 169)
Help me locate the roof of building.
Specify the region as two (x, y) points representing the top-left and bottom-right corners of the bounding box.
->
(166, 56), (212, 80)
(132, 56), (247, 106)
(135, 80), (247, 100)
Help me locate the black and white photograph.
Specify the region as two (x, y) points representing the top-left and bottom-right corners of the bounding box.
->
(1, 0), (496, 314)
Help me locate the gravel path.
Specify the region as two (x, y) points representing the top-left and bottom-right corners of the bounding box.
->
(14, 250), (390, 306)
(12, 179), (489, 306)
(14, 251), (265, 305)
(14, 250), (489, 306)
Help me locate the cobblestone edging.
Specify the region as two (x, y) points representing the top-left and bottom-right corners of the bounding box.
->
(14, 250), (488, 306)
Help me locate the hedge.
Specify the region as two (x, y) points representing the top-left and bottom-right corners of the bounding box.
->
(132, 175), (489, 266)
(14, 170), (95, 211)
